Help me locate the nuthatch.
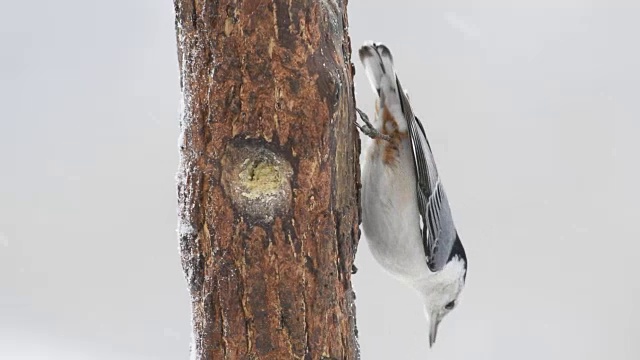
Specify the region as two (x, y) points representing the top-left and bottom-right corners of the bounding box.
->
(356, 42), (468, 347)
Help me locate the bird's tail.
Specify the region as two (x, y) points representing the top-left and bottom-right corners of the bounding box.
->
(359, 42), (414, 132)
(359, 42), (399, 103)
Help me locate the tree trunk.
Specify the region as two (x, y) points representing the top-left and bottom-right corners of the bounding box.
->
(173, 1), (360, 359)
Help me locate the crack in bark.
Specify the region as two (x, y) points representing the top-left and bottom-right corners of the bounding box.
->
(268, 234), (296, 358)
(218, 282), (229, 359)
(240, 229), (254, 356)
(301, 249), (311, 357)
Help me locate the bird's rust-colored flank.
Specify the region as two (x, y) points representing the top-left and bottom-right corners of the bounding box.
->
(378, 105), (408, 165)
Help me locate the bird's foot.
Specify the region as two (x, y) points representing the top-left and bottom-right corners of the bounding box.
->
(355, 108), (391, 141)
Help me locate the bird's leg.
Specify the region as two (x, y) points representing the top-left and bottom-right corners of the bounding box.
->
(355, 108), (391, 141)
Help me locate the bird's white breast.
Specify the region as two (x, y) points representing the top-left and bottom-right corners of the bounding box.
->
(361, 139), (432, 283)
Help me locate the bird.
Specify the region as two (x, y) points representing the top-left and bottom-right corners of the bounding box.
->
(356, 42), (468, 348)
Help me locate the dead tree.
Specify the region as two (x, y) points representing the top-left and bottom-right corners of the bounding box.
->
(174, 1), (360, 359)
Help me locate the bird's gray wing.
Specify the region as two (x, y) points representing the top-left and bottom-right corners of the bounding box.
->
(396, 78), (458, 272)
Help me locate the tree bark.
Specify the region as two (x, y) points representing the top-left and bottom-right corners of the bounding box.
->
(174, 1), (360, 359)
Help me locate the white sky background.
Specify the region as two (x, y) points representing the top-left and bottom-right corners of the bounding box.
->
(1, 1), (639, 359)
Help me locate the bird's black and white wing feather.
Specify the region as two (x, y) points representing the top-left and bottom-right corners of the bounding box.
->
(395, 79), (458, 272)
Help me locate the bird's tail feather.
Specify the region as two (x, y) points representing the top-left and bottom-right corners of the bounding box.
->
(358, 42), (399, 102)
(359, 41), (415, 132)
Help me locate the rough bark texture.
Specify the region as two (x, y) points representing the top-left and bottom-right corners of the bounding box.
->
(174, 1), (360, 359)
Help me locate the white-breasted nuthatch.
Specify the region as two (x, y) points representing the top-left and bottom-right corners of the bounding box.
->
(356, 42), (468, 347)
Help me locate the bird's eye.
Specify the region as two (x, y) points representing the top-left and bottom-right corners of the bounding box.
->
(445, 301), (455, 310)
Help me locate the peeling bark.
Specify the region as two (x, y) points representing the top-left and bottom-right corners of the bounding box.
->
(174, 1), (360, 359)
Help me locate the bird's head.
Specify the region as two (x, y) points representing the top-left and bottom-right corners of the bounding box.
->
(421, 256), (467, 347)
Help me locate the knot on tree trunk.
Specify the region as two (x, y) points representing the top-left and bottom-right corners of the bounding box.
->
(221, 140), (293, 224)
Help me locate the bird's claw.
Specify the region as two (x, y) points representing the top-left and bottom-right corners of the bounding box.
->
(355, 108), (391, 142)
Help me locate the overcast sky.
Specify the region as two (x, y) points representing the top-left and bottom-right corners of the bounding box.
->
(1, 1), (639, 359)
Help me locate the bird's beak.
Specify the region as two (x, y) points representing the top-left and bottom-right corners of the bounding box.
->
(429, 317), (439, 348)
